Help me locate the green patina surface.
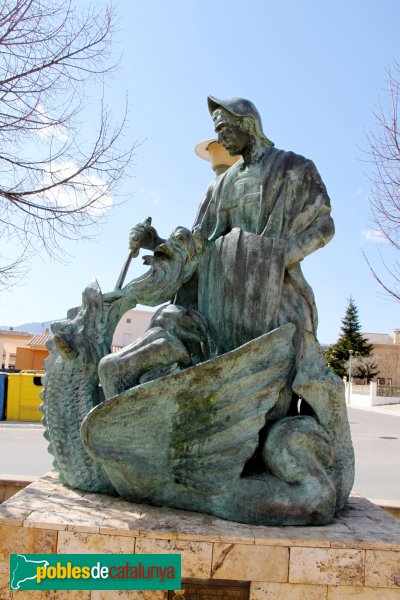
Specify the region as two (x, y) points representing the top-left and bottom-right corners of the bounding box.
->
(42, 96), (355, 526)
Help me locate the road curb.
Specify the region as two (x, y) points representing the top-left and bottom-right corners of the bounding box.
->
(348, 404), (400, 417)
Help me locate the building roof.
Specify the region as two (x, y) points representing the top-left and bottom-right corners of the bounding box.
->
(363, 332), (393, 345)
(0, 329), (32, 338)
(27, 333), (52, 348)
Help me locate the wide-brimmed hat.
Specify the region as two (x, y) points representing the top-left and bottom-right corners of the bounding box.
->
(194, 138), (240, 175)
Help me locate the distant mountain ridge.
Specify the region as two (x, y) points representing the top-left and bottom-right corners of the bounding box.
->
(0, 320), (57, 334)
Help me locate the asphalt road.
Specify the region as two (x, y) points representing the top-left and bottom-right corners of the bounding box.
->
(0, 406), (399, 501)
(348, 406), (400, 502)
(0, 422), (53, 477)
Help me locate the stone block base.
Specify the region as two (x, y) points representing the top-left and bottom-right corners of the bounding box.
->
(0, 472), (400, 599)
(0, 475), (34, 504)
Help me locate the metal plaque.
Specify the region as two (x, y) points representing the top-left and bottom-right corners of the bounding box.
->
(168, 578), (250, 600)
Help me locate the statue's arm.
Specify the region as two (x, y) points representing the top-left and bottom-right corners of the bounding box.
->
(286, 207), (334, 267)
(193, 181), (216, 229)
(192, 177), (229, 240)
(285, 161), (334, 268)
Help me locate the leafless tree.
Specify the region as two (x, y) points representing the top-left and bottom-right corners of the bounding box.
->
(346, 354), (379, 384)
(0, 0), (135, 288)
(366, 61), (400, 300)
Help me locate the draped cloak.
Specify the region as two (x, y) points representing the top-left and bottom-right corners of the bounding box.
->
(177, 146), (334, 359)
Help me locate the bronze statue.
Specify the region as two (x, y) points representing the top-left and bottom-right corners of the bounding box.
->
(43, 97), (354, 526)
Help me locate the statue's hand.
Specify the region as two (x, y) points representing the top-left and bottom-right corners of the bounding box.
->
(102, 290), (125, 304)
(129, 217), (165, 256)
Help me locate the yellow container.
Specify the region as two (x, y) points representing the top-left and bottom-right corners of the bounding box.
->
(6, 372), (44, 421)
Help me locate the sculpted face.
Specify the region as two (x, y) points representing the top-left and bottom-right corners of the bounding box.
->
(132, 227), (203, 306)
(213, 108), (251, 156)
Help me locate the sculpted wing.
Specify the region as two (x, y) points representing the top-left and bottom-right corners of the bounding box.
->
(81, 323), (296, 503)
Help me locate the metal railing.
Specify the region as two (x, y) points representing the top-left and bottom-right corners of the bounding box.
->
(377, 386), (400, 398)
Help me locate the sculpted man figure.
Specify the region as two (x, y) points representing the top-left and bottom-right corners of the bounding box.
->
(104, 96), (335, 374)
(44, 96), (354, 526)
(177, 97), (335, 357)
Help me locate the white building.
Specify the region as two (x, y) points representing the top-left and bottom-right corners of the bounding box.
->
(112, 309), (153, 350)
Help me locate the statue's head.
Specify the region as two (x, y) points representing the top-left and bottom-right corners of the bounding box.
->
(208, 96), (274, 151)
(135, 226), (204, 306)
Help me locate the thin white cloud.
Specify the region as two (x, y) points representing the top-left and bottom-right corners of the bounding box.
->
(140, 187), (161, 205)
(362, 229), (389, 244)
(41, 161), (113, 215)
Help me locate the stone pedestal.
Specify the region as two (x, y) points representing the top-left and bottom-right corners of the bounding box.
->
(1, 472), (400, 599)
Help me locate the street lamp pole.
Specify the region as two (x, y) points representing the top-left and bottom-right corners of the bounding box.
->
(347, 349), (354, 405)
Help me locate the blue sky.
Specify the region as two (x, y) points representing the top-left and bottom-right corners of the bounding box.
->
(1, 0), (399, 343)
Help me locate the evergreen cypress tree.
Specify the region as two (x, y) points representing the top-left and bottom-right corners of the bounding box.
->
(326, 297), (374, 378)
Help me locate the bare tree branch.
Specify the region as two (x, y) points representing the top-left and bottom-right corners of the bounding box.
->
(362, 250), (400, 302)
(365, 61), (400, 299)
(0, 0), (136, 288)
